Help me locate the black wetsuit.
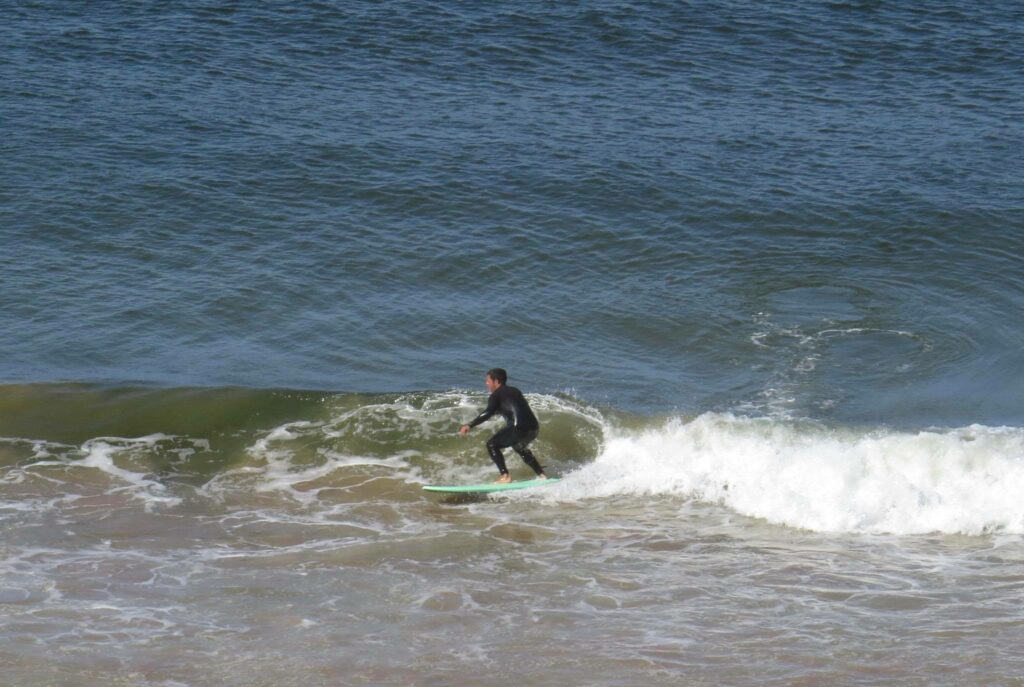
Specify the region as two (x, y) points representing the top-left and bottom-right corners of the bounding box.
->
(467, 385), (544, 476)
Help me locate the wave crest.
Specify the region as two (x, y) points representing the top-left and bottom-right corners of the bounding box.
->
(552, 413), (1024, 535)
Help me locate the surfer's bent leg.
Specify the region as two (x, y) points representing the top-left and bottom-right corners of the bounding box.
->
(511, 429), (544, 476)
(486, 427), (518, 476)
(489, 428), (543, 477)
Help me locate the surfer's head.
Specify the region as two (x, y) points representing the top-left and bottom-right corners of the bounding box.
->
(486, 368), (507, 391)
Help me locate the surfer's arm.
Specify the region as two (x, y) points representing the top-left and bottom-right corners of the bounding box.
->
(466, 394), (499, 429)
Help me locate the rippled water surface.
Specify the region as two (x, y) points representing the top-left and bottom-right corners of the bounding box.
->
(5, 0), (1024, 422)
(3, 1), (1024, 684)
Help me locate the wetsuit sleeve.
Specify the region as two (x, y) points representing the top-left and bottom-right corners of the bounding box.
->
(467, 393), (498, 428)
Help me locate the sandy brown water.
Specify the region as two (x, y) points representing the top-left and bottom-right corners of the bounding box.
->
(3, 388), (1024, 686)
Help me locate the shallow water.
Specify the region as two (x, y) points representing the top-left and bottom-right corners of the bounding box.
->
(3, 387), (1024, 685)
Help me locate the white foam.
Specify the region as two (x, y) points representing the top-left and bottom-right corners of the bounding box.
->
(75, 435), (185, 509)
(2, 435), (193, 511)
(0, 436), (67, 461)
(235, 392), (606, 502)
(546, 413), (1024, 536)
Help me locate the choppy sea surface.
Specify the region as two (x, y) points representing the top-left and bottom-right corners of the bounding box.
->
(3, 2), (1024, 685)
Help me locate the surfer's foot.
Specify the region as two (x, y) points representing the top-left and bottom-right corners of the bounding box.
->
(537, 473), (548, 480)
(494, 474), (512, 484)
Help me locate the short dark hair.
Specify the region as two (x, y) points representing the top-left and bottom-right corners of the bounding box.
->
(486, 368), (507, 385)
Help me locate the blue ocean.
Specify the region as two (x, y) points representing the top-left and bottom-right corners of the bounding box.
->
(2, 2), (1023, 685)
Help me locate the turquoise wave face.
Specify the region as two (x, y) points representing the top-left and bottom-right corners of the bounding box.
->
(3, 384), (1024, 536)
(0, 385), (609, 478)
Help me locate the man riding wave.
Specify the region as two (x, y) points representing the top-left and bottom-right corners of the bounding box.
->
(459, 368), (547, 483)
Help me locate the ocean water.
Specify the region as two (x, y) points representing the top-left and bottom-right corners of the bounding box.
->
(3, 2), (1024, 685)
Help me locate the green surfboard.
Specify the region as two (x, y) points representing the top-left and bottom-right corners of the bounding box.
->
(423, 478), (560, 494)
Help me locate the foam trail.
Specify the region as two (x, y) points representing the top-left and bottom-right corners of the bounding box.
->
(77, 435), (183, 508)
(549, 413), (1024, 536)
(3, 434), (186, 510)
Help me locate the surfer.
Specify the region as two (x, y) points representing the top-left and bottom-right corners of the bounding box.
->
(459, 368), (547, 483)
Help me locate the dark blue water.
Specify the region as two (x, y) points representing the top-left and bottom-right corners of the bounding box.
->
(3, 1), (1023, 423)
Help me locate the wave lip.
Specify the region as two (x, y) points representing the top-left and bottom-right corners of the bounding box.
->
(552, 413), (1024, 536)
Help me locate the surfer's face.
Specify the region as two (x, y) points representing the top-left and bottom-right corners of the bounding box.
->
(485, 375), (501, 393)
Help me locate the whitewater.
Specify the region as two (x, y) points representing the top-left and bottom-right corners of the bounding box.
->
(549, 413), (1024, 536)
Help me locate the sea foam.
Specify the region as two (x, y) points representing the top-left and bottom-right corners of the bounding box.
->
(549, 413), (1024, 536)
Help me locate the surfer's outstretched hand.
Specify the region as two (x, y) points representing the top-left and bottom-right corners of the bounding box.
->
(458, 425), (470, 436)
